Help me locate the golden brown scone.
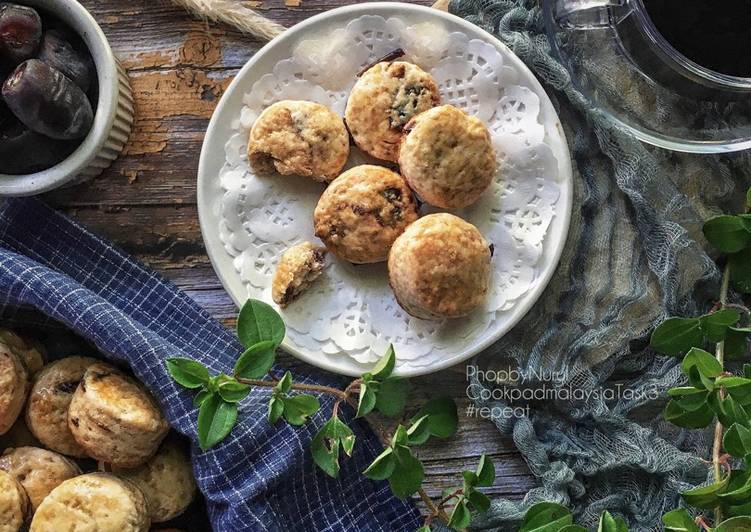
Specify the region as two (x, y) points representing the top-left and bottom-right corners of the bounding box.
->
(0, 446), (81, 511)
(106, 438), (195, 523)
(0, 330), (45, 376)
(26, 357), (98, 458)
(388, 214), (492, 319)
(0, 469), (29, 532)
(0, 344), (28, 436)
(272, 242), (327, 307)
(345, 61), (440, 162)
(247, 100), (349, 183)
(68, 363), (169, 468)
(314, 165), (419, 264)
(399, 105), (496, 209)
(29, 473), (149, 532)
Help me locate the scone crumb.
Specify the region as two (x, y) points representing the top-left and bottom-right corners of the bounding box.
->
(272, 242), (327, 307)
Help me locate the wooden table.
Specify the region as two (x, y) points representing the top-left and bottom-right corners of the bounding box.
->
(45, 0), (536, 512)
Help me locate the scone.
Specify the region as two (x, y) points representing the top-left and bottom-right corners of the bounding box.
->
(345, 61), (440, 162)
(0, 470), (29, 532)
(0, 329), (45, 376)
(68, 363), (169, 468)
(26, 356), (98, 457)
(247, 100), (349, 183)
(0, 343), (28, 435)
(0, 446), (81, 511)
(30, 473), (149, 532)
(399, 105), (496, 209)
(388, 213), (492, 319)
(314, 165), (419, 264)
(106, 437), (195, 523)
(272, 242), (327, 307)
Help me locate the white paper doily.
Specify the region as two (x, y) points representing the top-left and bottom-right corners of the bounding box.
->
(198, 3), (573, 377)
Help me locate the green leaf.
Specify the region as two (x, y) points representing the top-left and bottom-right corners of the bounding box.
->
(276, 371), (293, 393)
(681, 474), (731, 508)
(467, 490), (491, 513)
(700, 309), (742, 342)
(375, 377), (409, 417)
(391, 425), (408, 447)
(281, 394), (320, 425)
(724, 423), (751, 457)
(559, 527), (587, 532)
(667, 387), (709, 412)
(686, 365), (714, 391)
(406, 415), (431, 446)
(730, 249), (751, 294)
(311, 416), (355, 478)
(237, 299), (286, 348)
(371, 345), (396, 380)
(747, 187), (751, 209)
(723, 396), (751, 427)
(650, 318), (703, 356)
(412, 397), (458, 439)
(662, 508), (699, 532)
(745, 364), (751, 380)
(664, 400), (714, 428)
(726, 327), (751, 360)
(388, 445), (424, 499)
(233, 340), (276, 379)
(598, 511), (628, 532)
(727, 498), (751, 518)
(717, 469), (751, 505)
(356, 383), (377, 418)
(193, 389), (211, 407)
(519, 502), (573, 532)
(703, 215), (751, 253)
(268, 396), (284, 424)
(166, 358), (210, 389)
(476, 454), (495, 487)
(197, 393), (238, 450)
(462, 470), (478, 492)
(448, 499), (471, 530)
(217, 380), (251, 403)
(720, 376), (751, 405)
(363, 448), (395, 480)
(715, 516), (751, 531)
(682, 347), (723, 378)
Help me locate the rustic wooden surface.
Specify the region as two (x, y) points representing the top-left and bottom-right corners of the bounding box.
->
(45, 0), (536, 512)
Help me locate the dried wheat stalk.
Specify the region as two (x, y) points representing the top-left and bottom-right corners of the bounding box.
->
(171, 0), (285, 41)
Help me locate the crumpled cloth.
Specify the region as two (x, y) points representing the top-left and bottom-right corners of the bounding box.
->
(450, 0), (751, 530)
(0, 198), (421, 532)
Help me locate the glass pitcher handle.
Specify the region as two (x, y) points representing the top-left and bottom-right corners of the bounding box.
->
(554, 0), (631, 29)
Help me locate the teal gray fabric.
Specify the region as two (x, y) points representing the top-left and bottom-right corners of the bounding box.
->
(450, 0), (751, 530)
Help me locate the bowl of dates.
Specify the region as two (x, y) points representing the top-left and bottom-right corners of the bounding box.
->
(0, 0), (133, 195)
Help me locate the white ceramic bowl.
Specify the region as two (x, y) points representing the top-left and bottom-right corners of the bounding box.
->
(0, 0), (133, 196)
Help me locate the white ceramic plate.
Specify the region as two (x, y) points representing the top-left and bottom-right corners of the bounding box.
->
(198, 2), (573, 377)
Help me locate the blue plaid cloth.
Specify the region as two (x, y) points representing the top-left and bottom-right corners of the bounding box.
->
(0, 198), (421, 532)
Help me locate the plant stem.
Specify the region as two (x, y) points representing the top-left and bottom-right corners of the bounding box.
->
(712, 262), (732, 525)
(418, 488), (452, 524)
(235, 377), (348, 400)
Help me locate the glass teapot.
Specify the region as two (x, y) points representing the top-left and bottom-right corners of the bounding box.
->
(542, 0), (751, 153)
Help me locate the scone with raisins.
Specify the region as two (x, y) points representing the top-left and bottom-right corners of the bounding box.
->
(30, 473), (149, 532)
(26, 356), (98, 457)
(345, 61), (440, 162)
(247, 100), (349, 183)
(314, 165), (419, 264)
(399, 105), (496, 209)
(272, 242), (327, 307)
(388, 214), (492, 319)
(0, 343), (28, 436)
(0, 469), (29, 532)
(0, 446), (81, 511)
(0, 329), (45, 376)
(68, 363), (169, 468)
(106, 437), (195, 523)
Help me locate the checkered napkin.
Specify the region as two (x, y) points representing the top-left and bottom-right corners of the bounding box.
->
(0, 198), (421, 532)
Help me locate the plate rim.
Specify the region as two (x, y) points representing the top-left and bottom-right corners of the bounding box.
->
(197, 1), (574, 377)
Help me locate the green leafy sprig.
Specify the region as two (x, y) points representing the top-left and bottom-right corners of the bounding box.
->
(518, 188), (751, 531)
(167, 298), (494, 531)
